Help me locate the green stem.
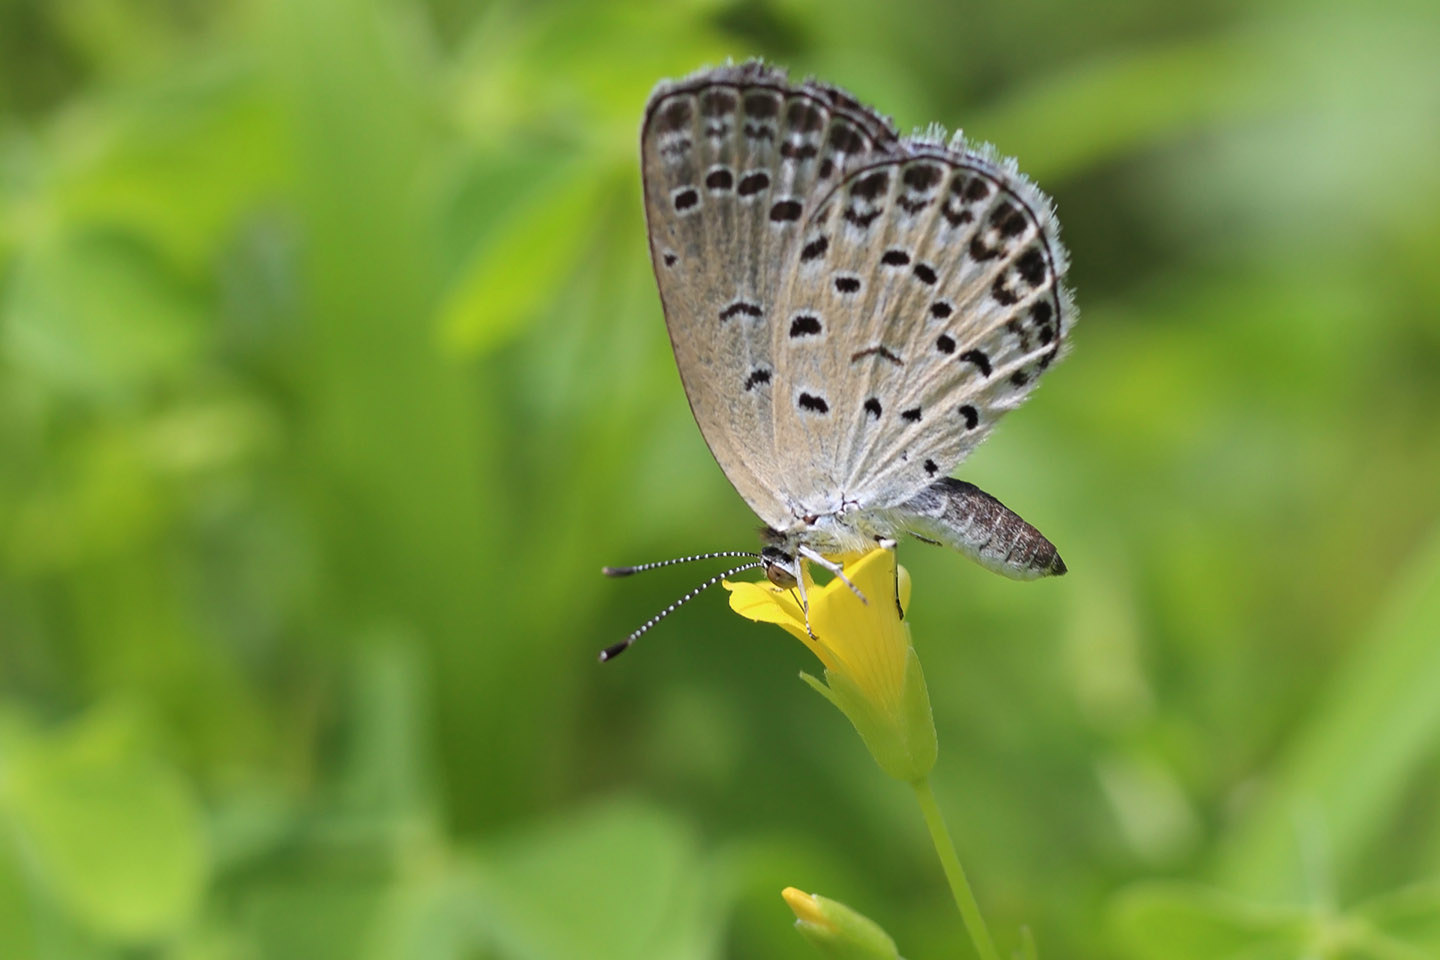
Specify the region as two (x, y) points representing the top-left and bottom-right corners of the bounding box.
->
(912, 777), (1002, 960)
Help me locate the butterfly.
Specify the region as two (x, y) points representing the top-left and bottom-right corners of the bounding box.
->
(602, 61), (1074, 660)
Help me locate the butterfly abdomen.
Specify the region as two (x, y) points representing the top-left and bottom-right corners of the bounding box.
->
(895, 478), (1066, 579)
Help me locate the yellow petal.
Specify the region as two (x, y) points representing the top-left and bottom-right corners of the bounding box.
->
(803, 550), (911, 716)
(723, 579), (803, 628)
(724, 577), (838, 671)
(727, 549), (935, 782)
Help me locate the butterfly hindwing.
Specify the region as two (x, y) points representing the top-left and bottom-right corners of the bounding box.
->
(769, 146), (1071, 512)
(640, 62), (898, 529)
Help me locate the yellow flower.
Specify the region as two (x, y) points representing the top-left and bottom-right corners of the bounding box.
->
(781, 887), (901, 959)
(725, 548), (937, 783)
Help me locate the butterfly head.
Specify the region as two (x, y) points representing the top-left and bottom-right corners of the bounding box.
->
(760, 544), (797, 589)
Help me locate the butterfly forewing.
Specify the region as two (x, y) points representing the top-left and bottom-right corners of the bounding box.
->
(640, 62), (899, 529)
(769, 147), (1071, 511)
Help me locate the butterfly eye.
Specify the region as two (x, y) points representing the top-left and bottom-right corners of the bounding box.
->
(760, 545), (798, 588)
(765, 562), (797, 589)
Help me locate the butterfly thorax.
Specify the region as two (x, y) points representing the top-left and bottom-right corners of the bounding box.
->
(762, 505), (902, 557)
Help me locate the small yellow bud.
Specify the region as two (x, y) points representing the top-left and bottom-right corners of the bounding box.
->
(782, 887), (830, 927)
(781, 887), (901, 959)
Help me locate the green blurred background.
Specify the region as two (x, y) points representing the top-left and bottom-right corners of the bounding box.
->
(2, 0), (1438, 957)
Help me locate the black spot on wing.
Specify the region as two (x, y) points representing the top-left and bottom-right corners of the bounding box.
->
(800, 236), (829, 261)
(1032, 299), (1058, 345)
(992, 202), (1028, 236)
(850, 345), (903, 366)
(738, 171), (771, 196)
(960, 349), (992, 377)
(1017, 247), (1047, 285)
(864, 397), (882, 419)
(700, 90), (735, 116)
(786, 100), (825, 131)
(789, 314), (822, 337)
(798, 392), (829, 414)
(719, 300), (762, 322)
(657, 99), (692, 132)
(843, 208), (881, 228)
(901, 407), (922, 423)
(935, 334), (955, 354)
(881, 249), (910, 266)
(958, 405), (979, 429)
(828, 122), (866, 154)
(1006, 318), (1032, 352)
(851, 171), (890, 200)
(779, 141), (820, 160)
(770, 200), (803, 222)
(992, 276), (1021, 306)
(962, 177), (992, 202)
(941, 204), (974, 227)
(744, 91), (780, 118)
(903, 164), (944, 190)
(970, 235), (1002, 261)
(705, 168), (733, 190)
(834, 275), (860, 294)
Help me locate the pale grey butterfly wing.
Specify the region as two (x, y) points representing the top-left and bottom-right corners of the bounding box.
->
(640, 62), (899, 530)
(770, 146), (1070, 513)
(640, 62), (1072, 585)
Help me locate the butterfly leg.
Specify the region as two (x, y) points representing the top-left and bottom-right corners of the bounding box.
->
(792, 560), (818, 640)
(797, 546), (868, 605)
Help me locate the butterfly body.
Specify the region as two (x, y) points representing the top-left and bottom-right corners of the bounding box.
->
(635, 60), (1071, 623)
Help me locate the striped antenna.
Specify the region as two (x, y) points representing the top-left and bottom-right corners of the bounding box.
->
(603, 550), (761, 577)
(599, 560), (764, 662)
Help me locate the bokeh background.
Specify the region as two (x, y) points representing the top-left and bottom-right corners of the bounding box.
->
(2, 0), (1439, 957)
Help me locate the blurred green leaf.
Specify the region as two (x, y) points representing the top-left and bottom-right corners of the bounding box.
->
(1219, 524), (1440, 900)
(0, 704), (208, 943)
(50, 65), (287, 274)
(469, 799), (724, 960)
(0, 847), (39, 960)
(3, 230), (201, 396)
(441, 159), (620, 356)
(239, 876), (391, 960)
(1109, 882), (1309, 960)
(360, 868), (489, 960)
(1353, 883), (1440, 954)
(970, 33), (1289, 182)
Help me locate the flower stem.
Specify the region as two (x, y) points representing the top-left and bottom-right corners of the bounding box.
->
(912, 777), (1002, 960)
